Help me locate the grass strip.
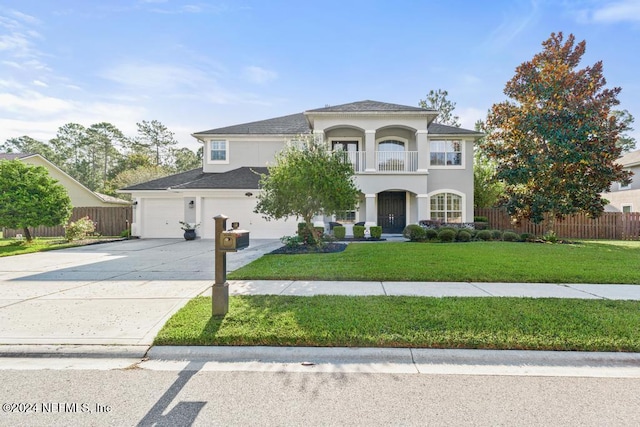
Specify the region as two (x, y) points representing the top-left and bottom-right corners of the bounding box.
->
(228, 241), (640, 284)
(154, 295), (640, 352)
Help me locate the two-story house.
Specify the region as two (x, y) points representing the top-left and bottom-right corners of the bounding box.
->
(121, 100), (482, 239)
(603, 149), (640, 213)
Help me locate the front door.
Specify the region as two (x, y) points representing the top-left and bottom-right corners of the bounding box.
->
(377, 192), (406, 233)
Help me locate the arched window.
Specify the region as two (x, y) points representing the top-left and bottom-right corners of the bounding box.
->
(430, 193), (462, 223)
(378, 140), (405, 152)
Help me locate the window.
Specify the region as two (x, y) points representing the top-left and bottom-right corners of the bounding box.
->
(209, 140), (227, 162)
(336, 210), (356, 222)
(430, 140), (462, 166)
(430, 193), (462, 223)
(622, 204), (632, 213)
(620, 181), (631, 190)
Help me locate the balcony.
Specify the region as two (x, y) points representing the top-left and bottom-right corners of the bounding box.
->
(337, 151), (419, 173)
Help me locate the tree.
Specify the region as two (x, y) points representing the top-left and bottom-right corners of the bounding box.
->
(419, 89), (461, 127)
(170, 147), (201, 172)
(612, 109), (636, 152)
(0, 160), (72, 242)
(0, 136), (57, 161)
(481, 32), (632, 232)
(254, 134), (360, 245)
(135, 120), (178, 166)
(473, 120), (504, 208)
(108, 165), (172, 200)
(86, 122), (128, 192)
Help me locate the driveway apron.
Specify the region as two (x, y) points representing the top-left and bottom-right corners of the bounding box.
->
(0, 238), (281, 346)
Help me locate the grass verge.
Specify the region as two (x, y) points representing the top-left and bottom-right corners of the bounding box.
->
(0, 237), (120, 257)
(154, 295), (640, 352)
(228, 240), (640, 284)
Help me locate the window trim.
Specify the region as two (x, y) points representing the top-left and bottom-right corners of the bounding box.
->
(429, 139), (464, 169)
(622, 204), (633, 213)
(207, 139), (229, 164)
(620, 181), (631, 190)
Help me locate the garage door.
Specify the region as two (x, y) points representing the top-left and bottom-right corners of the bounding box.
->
(202, 197), (297, 239)
(141, 198), (184, 238)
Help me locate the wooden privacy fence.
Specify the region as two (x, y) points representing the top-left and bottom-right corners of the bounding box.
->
(2, 206), (133, 238)
(475, 208), (640, 240)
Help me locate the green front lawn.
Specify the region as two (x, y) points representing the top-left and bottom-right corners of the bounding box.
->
(155, 295), (640, 351)
(229, 240), (640, 284)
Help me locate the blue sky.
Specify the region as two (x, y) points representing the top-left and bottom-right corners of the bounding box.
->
(1, 0), (639, 151)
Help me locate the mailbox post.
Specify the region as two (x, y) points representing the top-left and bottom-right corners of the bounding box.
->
(213, 214), (250, 317)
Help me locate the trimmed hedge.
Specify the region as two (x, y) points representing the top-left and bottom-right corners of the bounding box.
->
(333, 226), (346, 239)
(370, 226), (382, 239)
(353, 225), (366, 239)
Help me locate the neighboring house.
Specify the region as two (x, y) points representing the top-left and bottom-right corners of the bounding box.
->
(603, 150), (640, 213)
(120, 100), (483, 239)
(0, 153), (130, 208)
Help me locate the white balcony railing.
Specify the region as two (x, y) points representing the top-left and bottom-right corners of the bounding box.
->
(376, 151), (418, 172)
(335, 151), (419, 173)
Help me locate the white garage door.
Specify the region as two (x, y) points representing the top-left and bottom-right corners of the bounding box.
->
(202, 197), (297, 239)
(141, 198), (184, 238)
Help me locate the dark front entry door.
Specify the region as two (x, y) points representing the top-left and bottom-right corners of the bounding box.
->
(377, 192), (406, 233)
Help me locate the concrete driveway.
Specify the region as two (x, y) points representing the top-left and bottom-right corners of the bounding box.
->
(0, 238), (280, 347)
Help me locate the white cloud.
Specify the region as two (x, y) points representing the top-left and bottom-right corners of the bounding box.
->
(101, 62), (208, 90)
(243, 66), (277, 84)
(0, 91), (74, 115)
(33, 79), (47, 87)
(591, 0), (640, 23)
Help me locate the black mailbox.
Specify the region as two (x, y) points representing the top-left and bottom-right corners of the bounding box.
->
(219, 230), (250, 252)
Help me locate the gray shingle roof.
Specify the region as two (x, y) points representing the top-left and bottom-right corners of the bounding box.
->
(427, 123), (483, 136)
(122, 167), (268, 191)
(195, 113), (310, 135)
(306, 100), (432, 113)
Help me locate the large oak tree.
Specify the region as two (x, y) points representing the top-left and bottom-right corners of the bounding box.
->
(481, 32), (631, 231)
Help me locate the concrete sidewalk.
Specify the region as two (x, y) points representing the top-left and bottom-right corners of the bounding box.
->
(226, 280), (640, 300)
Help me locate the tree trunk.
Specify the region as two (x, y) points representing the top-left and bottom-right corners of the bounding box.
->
(543, 212), (556, 236)
(23, 227), (32, 242)
(303, 215), (319, 246)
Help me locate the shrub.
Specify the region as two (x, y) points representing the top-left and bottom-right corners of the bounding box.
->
(333, 226), (346, 239)
(120, 229), (130, 238)
(353, 225), (366, 239)
(402, 224), (426, 241)
(281, 235), (303, 248)
(502, 231), (520, 242)
(424, 228), (438, 240)
(438, 228), (456, 242)
(474, 216), (489, 223)
(543, 230), (558, 244)
(457, 229), (471, 242)
(520, 233), (534, 242)
(476, 230), (492, 241)
(65, 216), (95, 242)
(369, 226), (382, 239)
(491, 229), (503, 240)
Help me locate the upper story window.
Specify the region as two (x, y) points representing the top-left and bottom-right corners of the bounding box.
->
(378, 140), (405, 152)
(430, 140), (462, 166)
(620, 181), (631, 190)
(209, 140), (228, 163)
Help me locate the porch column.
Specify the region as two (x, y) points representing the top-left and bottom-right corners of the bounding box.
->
(365, 130), (376, 172)
(313, 130), (325, 144)
(195, 196), (203, 237)
(416, 130), (429, 172)
(416, 194), (429, 224)
(365, 193), (377, 227)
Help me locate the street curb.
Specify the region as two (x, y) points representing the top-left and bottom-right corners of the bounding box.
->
(147, 346), (640, 367)
(148, 346), (413, 363)
(0, 345), (149, 359)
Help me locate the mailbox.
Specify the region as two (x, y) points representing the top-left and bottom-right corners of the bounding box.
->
(219, 230), (250, 252)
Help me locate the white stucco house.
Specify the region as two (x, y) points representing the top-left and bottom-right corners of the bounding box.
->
(120, 100), (482, 239)
(603, 149), (640, 213)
